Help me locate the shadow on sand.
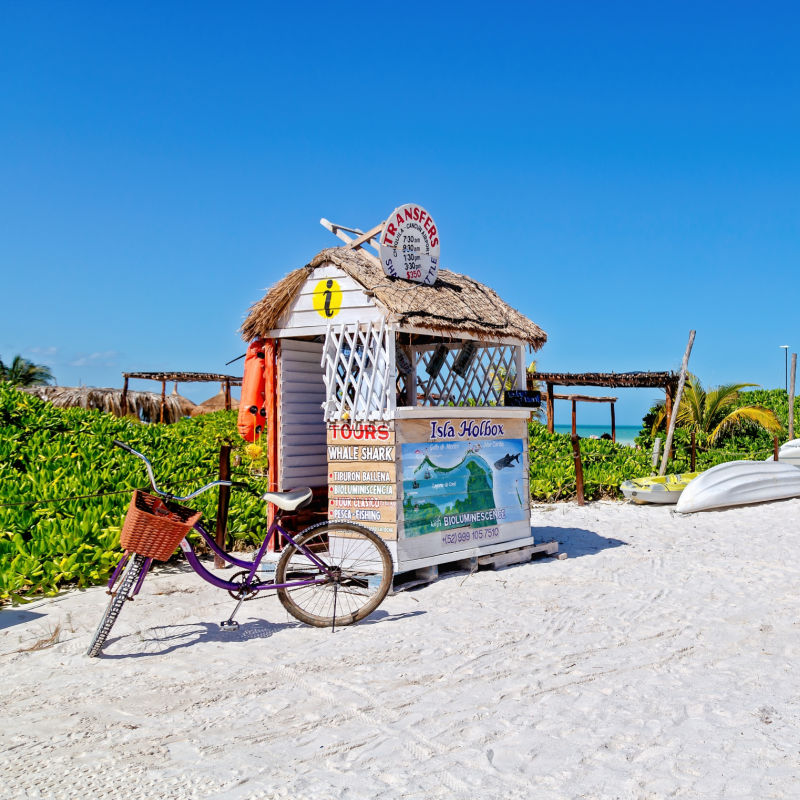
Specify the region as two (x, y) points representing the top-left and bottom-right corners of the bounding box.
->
(534, 525), (628, 558)
(0, 609), (48, 630)
(98, 608), (425, 658)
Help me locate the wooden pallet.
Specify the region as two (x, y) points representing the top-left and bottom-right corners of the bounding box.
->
(391, 540), (563, 592)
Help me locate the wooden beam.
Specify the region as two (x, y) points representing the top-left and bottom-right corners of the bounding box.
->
(546, 394), (618, 403)
(121, 376), (129, 417)
(159, 380), (166, 424)
(535, 371), (677, 389)
(344, 222), (385, 251)
(319, 218), (381, 266)
(546, 382), (554, 432)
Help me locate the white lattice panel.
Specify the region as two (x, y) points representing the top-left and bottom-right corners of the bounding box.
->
(321, 321), (396, 421)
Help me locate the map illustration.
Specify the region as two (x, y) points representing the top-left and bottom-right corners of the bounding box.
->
(401, 439), (526, 538)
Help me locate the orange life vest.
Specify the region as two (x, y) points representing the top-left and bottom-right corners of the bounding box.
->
(237, 339), (267, 442)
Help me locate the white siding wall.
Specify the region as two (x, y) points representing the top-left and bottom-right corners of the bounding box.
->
(278, 339), (327, 489)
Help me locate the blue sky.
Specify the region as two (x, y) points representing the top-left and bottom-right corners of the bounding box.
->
(2, 2), (798, 424)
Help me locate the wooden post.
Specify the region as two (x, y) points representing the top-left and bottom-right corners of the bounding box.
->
(214, 443), (232, 569)
(691, 431), (696, 472)
(665, 387), (672, 431)
(159, 380), (166, 423)
(546, 383), (555, 432)
(571, 397), (577, 438)
(660, 330), (696, 476)
(774, 436), (779, 461)
(224, 379), (231, 411)
(610, 401), (616, 443)
(121, 376), (129, 417)
(789, 353), (797, 440)
(571, 435), (585, 505)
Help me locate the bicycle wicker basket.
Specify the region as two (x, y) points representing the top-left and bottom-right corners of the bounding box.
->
(120, 490), (201, 561)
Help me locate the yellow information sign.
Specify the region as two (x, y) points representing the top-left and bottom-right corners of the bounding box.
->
(312, 278), (342, 319)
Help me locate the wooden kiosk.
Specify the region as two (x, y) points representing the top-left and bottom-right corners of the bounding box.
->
(240, 208), (548, 574)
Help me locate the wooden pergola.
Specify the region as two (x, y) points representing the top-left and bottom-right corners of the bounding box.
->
(121, 371), (242, 422)
(531, 371), (679, 438)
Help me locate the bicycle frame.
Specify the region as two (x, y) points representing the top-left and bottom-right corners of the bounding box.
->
(107, 515), (332, 597)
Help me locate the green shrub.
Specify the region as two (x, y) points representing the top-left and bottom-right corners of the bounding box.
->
(528, 422), (651, 502)
(0, 385), (268, 603)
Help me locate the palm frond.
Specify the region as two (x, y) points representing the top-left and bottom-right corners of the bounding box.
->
(708, 405), (782, 443)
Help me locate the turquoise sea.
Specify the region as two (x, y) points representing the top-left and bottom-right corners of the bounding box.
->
(553, 424), (641, 446)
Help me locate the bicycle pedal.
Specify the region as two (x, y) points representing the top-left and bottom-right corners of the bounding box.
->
(219, 620), (239, 631)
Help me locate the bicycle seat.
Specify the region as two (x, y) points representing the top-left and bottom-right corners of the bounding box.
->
(261, 487), (313, 511)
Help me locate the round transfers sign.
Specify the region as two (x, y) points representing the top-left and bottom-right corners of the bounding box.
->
(379, 204), (440, 285)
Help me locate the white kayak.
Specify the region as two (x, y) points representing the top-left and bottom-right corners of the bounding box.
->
(764, 438), (800, 467)
(676, 460), (800, 513)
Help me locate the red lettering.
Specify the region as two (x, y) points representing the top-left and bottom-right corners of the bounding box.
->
(412, 207), (420, 220)
(404, 208), (413, 222)
(430, 236), (439, 248)
(419, 210), (427, 226)
(382, 222), (397, 246)
(378, 426), (389, 441)
(341, 426), (351, 440)
(423, 216), (432, 231)
(395, 213), (404, 226)
(429, 225), (437, 240)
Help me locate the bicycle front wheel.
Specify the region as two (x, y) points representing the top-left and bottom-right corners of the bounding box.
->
(86, 554), (148, 657)
(275, 522), (393, 627)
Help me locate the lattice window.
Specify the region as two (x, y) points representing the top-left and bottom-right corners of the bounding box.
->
(414, 341), (519, 407)
(321, 320), (395, 421)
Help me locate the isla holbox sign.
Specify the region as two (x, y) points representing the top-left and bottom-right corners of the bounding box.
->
(379, 203), (440, 285)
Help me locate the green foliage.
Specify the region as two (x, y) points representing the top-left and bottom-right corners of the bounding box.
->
(637, 387), (799, 466)
(529, 422), (651, 502)
(0, 355), (54, 386)
(0, 385), (268, 604)
(648, 375), (781, 444)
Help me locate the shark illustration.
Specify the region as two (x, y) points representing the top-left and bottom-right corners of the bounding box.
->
(494, 452), (521, 470)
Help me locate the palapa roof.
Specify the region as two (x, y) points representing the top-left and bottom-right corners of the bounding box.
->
(534, 371), (678, 390)
(123, 371), (241, 384)
(190, 389), (232, 416)
(20, 386), (195, 424)
(241, 247), (547, 348)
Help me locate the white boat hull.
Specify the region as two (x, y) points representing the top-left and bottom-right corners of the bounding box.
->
(765, 438), (800, 467)
(676, 460), (800, 513)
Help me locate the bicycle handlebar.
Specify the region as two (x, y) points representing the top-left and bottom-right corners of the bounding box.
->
(112, 440), (234, 502)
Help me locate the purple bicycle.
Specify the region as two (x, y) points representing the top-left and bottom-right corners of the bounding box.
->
(86, 441), (393, 657)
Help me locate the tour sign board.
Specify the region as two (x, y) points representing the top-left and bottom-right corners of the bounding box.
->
(379, 203), (440, 285)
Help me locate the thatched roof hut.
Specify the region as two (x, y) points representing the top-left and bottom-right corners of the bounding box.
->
(190, 389), (232, 416)
(21, 386), (195, 424)
(239, 244), (548, 494)
(241, 247), (547, 347)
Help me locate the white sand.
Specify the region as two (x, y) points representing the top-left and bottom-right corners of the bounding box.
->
(2, 499), (800, 799)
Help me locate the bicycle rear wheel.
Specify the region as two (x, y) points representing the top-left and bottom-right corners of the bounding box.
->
(86, 554), (148, 657)
(275, 522), (393, 627)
